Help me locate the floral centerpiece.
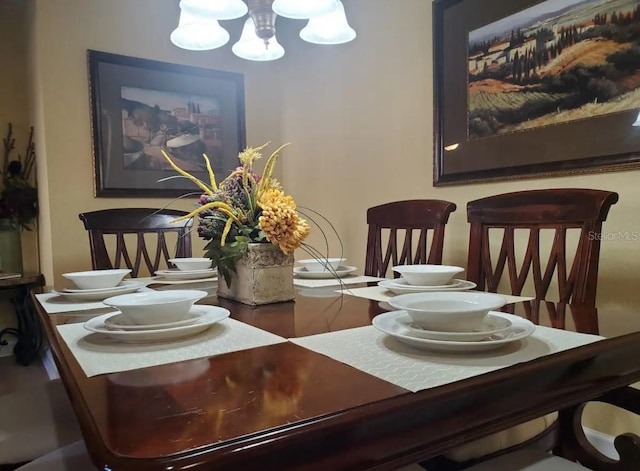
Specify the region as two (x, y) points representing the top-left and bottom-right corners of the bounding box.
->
(162, 142), (310, 304)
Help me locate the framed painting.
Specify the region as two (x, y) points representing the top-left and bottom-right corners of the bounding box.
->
(88, 50), (246, 197)
(433, 0), (640, 185)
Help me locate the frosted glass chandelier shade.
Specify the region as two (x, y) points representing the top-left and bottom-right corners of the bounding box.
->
(170, 10), (230, 51)
(232, 18), (285, 61)
(179, 0), (247, 20)
(300, 1), (355, 44)
(272, 0), (337, 19)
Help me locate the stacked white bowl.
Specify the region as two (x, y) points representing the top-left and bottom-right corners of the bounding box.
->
(103, 290), (208, 325)
(297, 257), (346, 273)
(388, 291), (506, 332)
(63, 269), (131, 290)
(388, 264), (505, 332)
(169, 258), (212, 271)
(392, 264), (464, 286)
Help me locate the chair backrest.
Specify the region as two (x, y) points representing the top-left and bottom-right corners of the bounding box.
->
(365, 200), (457, 277)
(78, 208), (193, 277)
(466, 189), (618, 306)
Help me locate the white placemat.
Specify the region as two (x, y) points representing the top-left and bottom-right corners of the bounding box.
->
(290, 325), (602, 392)
(35, 293), (118, 315)
(294, 275), (383, 288)
(56, 318), (286, 377)
(339, 286), (534, 304)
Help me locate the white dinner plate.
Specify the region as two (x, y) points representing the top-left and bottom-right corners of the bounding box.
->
(154, 268), (217, 281)
(396, 311), (512, 342)
(372, 311), (535, 352)
(84, 305), (230, 343)
(103, 310), (202, 331)
(53, 282), (146, 301)
(63, 281), (143, 294)
(293, 265), (358, 279)
(378, 278), (476, 294)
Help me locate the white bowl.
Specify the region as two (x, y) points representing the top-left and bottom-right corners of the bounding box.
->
(103, 290), (208, 325)
(169, 258), (212, 271)
(392, 264), (464, 286)
(297, 258), (346, 273)
(388, 291), (506, 331)
(62, 269), (132, 290)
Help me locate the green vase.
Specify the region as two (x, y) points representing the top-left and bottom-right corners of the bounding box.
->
(0, 219), (23, 274)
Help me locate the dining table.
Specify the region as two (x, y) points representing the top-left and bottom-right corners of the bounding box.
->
(33, 278), (640, 471)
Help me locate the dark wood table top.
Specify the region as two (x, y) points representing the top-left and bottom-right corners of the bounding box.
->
(35, 285), (640, 470)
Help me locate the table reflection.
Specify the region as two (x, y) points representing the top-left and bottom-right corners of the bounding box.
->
(105, 344), (312, 456)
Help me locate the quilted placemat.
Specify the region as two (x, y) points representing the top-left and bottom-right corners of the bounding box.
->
(35, 293), (118, 315)
(290, 325), (602, 392)
(57, 318), (286, 377)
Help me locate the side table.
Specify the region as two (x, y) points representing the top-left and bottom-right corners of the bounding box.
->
(0, 273), (45, 366)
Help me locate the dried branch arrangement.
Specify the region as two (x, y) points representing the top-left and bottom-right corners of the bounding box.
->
(0, 123), (38, 229)
(2, 123), (36, 183)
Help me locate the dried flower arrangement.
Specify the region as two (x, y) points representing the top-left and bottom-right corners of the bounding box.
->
(1, 123), (37, 229)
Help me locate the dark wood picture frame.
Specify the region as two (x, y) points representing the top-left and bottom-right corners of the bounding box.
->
(88, 50), (246, 197)
(433, 0), (640, 186)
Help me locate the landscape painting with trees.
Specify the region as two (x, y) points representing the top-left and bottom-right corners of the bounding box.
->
(468, 0), (640, 139)
(120, 87), (223, 173)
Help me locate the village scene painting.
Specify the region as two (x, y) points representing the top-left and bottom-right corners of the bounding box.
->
(120, 86), (223, 173)
(468, 0), (640, 139)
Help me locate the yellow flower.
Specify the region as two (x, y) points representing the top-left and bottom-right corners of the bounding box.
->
(257, 143), (289, 199)
(238, 142), (270, 168)
(258, 189), (310, 253)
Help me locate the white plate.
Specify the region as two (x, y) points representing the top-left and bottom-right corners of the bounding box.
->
(151, 277), (218, 286)
(53, 282), (146, 301)
(372, 311), (535, 352)
(158, 267), (215, 275)
(154, 268), (217, 280)
(396, 311), (512, 342)
(293, 265), (358, 279)
(378, 278), (476, 294)
(84, 305), (230, 343)
(390, 278), (469, 289)
(103, 310), (201, 331)
(63, 281), (142, 294)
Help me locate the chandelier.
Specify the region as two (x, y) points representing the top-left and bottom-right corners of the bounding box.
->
(170, 0), (356, 61)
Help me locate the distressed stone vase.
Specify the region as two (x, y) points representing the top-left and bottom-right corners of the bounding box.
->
(217, 243), (294, 306)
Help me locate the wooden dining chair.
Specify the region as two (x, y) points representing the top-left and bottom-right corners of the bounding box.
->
(466, 188), (619, 307)
(441, 386), (640, 471)
(423, 188), (619, 471)
(78, 208), (193, 278)
(464, 448), (589, 470)
(365, 200), (457, 277)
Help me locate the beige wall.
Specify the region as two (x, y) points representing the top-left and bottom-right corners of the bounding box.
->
(0, 1), (38, 275)
(27, 0), (284, 285)
(281, 0), (640, 337)
(0, 1), (38, 332)
(23, 0), (640, 436)
(0, 2), (29, 141)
